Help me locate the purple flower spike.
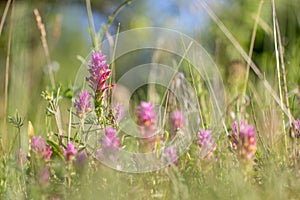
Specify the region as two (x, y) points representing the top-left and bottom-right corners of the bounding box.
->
(63, 142), (78, 161)
(74, 90), (92, 119)
(170, 110), (183, 131)
(230, 121), (257, 160)
(198, 129), (213, 148)
(87, 51), (112, 93)
(136, 101), (157, 136)
(32, 136), (52, 162)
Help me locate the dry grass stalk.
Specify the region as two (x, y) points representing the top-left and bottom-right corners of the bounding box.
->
(0, 0), (12, 36)
(34, 8), (64, 140)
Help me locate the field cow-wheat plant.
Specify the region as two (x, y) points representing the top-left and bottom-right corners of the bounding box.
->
(0, 0), (300, 199)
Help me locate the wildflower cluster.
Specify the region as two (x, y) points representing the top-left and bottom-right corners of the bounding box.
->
(31, 136), (52, 162)
(74, 90), (92, 119)
(136, 101), (158, 136)
(198, 129), (216, 158)
(230, 121), (257, 160)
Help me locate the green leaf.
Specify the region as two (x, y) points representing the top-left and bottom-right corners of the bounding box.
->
(47, 139), (64, 160)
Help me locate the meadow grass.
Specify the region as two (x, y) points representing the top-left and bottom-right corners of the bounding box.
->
(1, 0), (300, 199)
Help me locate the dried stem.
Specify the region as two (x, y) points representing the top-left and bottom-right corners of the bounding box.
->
(272, 0), (287, 153)
(34, 9), (64, 140)
(241, 0), (264, 112)
(33, 9), (56, 88)
(274, 7), (293, 129)
(0, 0), (12, 36)
(273, 1), (294, 155)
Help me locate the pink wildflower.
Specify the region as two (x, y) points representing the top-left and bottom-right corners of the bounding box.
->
(74, 90), (92, 118)
(63, 142), (78, 161)
(87, 51), (113, 95)
(31, 136), (52, 162)
(230, 121), (257, 159)
(136, 101), (157, 136)
(198, 129), (216, 157)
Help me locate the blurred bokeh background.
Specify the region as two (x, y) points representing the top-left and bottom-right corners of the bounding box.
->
(0, 0), (299, 136)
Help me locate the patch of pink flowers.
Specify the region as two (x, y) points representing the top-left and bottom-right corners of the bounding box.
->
(230, 121), (257, 160)
(31, 136), (52, 162)
(136, 101), (157, 136)
(63, 142), (78, 161)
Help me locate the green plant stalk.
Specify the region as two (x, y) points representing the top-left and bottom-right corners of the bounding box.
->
(107, 23), (121, 106)
(272, 0), (287, 153)
(98, 0), (133, 48)
(241, 0), (264, 114)
(199, 1), (292, 119)
(95, 93), (103, 125)
(85, 0), (97, 48)
(274, 7), (293, 137)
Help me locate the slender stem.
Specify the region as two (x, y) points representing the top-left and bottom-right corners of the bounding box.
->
(68, 108), (72, 143)
(272, 0), (287, 153)
(241, 0), (264, 112)
(0, 0), (12, 36)
(34, 9), (64, 142)
(85, 0), (97, 48)
(107, 23), (120, 106)
(3, 1), (14, 154)
(249, 91), (268, 152)
(34, 9), (55, 88)
(99, 0), (133, 46)
(275, 8), (293, 128)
